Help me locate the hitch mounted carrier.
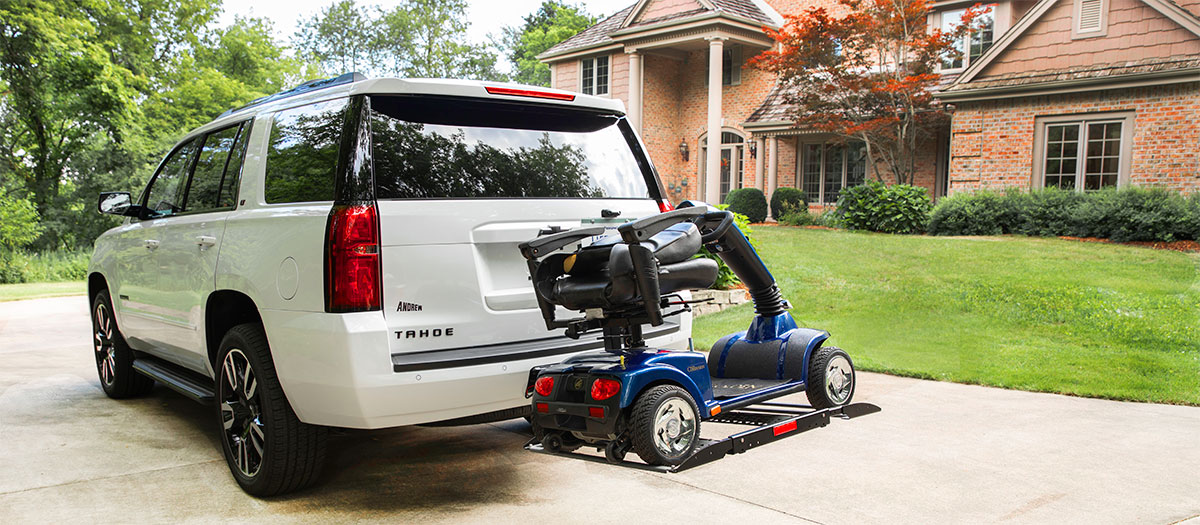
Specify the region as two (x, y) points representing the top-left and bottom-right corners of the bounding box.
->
(525, 401), (880, 472)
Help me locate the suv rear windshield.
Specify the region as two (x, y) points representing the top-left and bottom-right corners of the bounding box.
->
(369, 96), (651, 200)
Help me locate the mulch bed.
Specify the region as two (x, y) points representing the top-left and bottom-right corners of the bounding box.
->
(749, 223), (837, 231)
(1059, 236), (1200, 253)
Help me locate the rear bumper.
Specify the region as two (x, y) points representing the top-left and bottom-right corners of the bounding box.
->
(259, 308), (690, 429)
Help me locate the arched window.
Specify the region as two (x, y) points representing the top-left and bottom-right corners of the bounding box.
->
(700, 129), (746, 203)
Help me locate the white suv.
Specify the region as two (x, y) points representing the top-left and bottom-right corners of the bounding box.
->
(88, 74), (690, 495)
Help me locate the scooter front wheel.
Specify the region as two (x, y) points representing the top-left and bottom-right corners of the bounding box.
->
(629, 385), (700, 466)
(805, 346), (856, 409)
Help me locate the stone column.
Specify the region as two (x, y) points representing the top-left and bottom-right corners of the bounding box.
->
(755, 137), (765, 192)
(767, 136), (779, 203)
(627, 51), (643, 134)
(704, 36), (725, 205)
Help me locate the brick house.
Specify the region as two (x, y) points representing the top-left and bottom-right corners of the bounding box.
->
(538, 0), (1200, 208)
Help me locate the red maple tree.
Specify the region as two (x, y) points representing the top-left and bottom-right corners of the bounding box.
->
(750, 0), (988, 185)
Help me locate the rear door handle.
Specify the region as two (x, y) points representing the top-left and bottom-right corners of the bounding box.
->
(195, 235), (217, 248)
(143, 239), (160, 250)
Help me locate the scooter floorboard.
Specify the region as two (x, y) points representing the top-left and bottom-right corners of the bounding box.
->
(524, 402), (880, 473)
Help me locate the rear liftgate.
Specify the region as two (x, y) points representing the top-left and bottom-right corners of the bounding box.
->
(525, 401), (880, 472)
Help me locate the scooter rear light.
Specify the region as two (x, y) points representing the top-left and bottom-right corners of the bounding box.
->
(325, 204), (381, 312)
(534, 376), (555, 396)
(588, 406), (605, 418)
(590, 378), (620, 401)
(657, 200), (674, 213)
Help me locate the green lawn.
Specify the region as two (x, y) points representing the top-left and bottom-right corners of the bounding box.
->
(693, 226), (1200, 405)
(0, 281), (86, 302)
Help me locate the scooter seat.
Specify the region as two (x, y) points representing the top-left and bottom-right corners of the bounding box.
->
(539, 222), (718, 311)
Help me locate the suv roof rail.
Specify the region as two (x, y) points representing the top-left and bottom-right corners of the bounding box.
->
(219, 72), (366, 118)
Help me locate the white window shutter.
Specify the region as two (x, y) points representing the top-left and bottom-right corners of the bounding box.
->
(1078, 0), (1103, 32)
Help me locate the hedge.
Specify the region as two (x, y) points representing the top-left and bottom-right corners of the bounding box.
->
(929, 187), (1198, 242)
(723, 187), (768, 223)
(770, 187), (807, 220)
(836, 182), (932, 234)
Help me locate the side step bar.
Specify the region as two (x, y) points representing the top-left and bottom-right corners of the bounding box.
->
(132, 356), (216, 404)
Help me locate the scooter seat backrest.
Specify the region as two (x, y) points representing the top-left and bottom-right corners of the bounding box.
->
(543, 222), (717, 311)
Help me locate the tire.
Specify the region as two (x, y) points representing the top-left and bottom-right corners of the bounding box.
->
(90, 290), (154, 398)
(805, 346), (855, 410)
(216, 323), (327, 497)
(629, 384), (701, 466)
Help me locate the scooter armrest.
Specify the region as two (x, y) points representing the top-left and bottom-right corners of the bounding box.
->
(519, 226), (607, 260)
(617, 207), (707, 244)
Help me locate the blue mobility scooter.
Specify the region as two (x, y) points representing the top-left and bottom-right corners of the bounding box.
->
(519, 205), (878, 470)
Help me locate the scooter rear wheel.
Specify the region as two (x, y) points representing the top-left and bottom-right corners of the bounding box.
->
(629, 385), (700, 466)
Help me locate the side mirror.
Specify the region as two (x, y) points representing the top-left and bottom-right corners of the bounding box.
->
(98, 192), (132, 215)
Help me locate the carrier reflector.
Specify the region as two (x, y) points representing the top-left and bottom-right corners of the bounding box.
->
(588, 406), (605, 418)
(710, 406), (721, 416)
(536, 402), (549, 413)
(773, 420), (798, 436)
(534, 376), (555, 396)
(485, 86), (575, 101)
(590, 378), (620, 401)
(325, 204), (381, 312)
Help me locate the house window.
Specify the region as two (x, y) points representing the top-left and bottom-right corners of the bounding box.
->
(1037, 115), (1130, 191)
(940, 6), (995, 70)
(801, 141), (867, 204)
(580, 56), (609, 96)
(707, 46), (742, 86)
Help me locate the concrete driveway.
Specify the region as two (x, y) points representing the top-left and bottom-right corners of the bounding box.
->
(1, 295), (1198, 524)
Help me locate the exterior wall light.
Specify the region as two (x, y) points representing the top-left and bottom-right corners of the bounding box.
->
(679, 140), (689, 162)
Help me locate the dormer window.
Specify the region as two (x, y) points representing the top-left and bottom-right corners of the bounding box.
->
(940, 6), (996, 71)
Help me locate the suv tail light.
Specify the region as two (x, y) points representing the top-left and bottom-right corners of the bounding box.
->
(326, 203), (381, 312)
(657, 200), (674, 213)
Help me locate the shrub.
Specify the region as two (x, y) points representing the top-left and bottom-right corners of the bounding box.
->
(770, 187), (807, 220)
(723, 188), (768, 223)
(928, 190), (1021, 236)
(696, 205), (757, 289)
(1069, 187), (1193, 242)
(778, 203), (814, 226)
(836, 181), (931, 234)
(0, 249), (89, 284)
(1013, 188), (1085, 237)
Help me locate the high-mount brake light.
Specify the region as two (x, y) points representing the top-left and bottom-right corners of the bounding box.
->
(534, 376), (555, 396)
(590, 378), (620, 401)
(325, 204), (381, 312)
(485, 86), (576, 101)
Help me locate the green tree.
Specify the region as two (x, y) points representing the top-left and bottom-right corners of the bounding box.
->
(294, 0), (505, 80)
(293, 0), (375, 75)
(500, 1), (596, 86)
(0, 186), (42, 250)
(0, 0), (141, 226)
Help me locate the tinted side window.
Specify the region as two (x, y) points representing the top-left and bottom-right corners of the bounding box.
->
(218, 122), (252, 208)
(186, 124), (242, 213)
(264, 99), (348, 203)
(145, 140), (198, 216)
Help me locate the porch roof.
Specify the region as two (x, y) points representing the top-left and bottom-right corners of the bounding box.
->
(539, 0), (778, 59)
